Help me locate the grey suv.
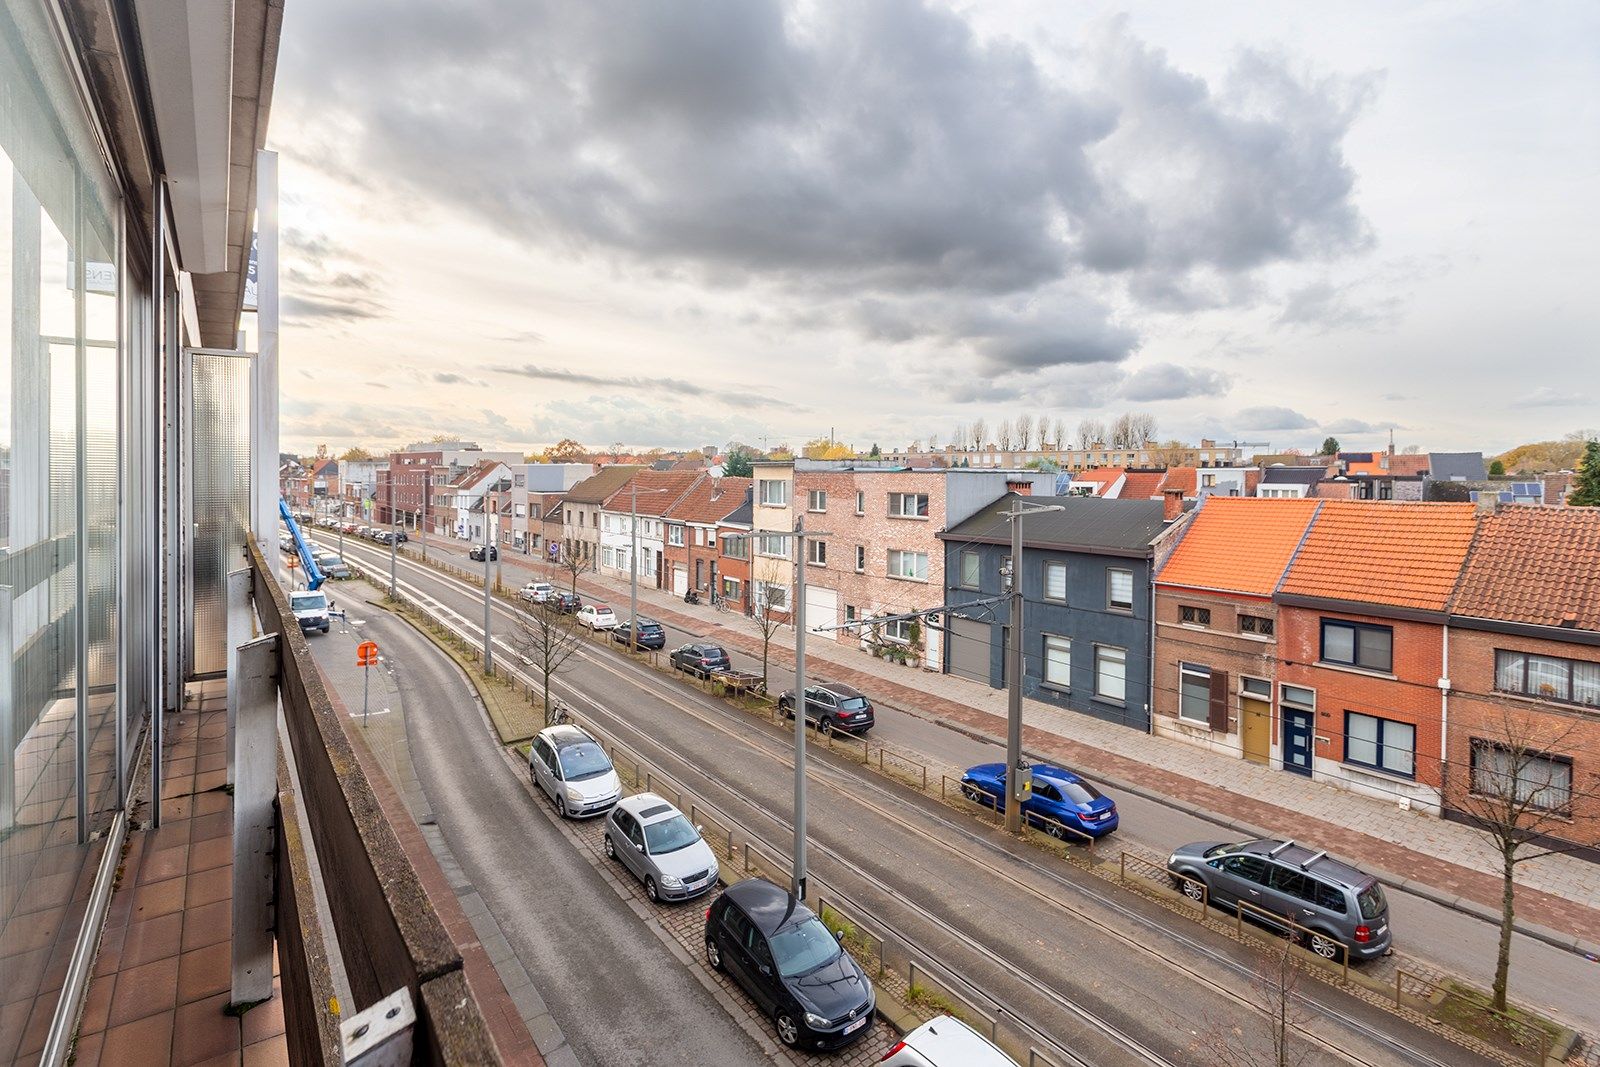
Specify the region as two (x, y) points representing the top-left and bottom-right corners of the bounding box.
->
(1166, 839), (1392, 962)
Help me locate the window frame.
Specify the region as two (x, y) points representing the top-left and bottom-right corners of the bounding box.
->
(1343, 711), (1416, 779)
(807, 539), (827, 566)
(666, 523), (685, 547)
(1469, 739), (1574, 813)
(1178, 663), (1212, 724)
(1093, 645), (1128, 705)
(1494, 649), (1600, 708)
(1179, 604), (1212, 628)
(959, 549), (981, 590)
(720, 533), (749, 560)
(855, 545), (866, 573)
(1321, 619), (1393, 674)
(887, 549), (929, 582)
(1042, 634), (1071, 691)
(1042, 560), (1068, 604)
(758, 479), (789, 507)
(1238, 613), (1275, 638)
(887, 492), (930, 519)
(807, 489), (827, 513)
(854, 490), (865, 515)
(1106, 568), (1134, 612)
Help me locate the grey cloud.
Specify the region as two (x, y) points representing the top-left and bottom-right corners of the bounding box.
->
(1277, 279), (1403, 332)
(1120, 363), (1231, 402)
(492, 363), (793, 410)
(1321, 418), (1403, 434)
(283, 293), (381, 323)
(1512, 387), (1590, 408)
(1234, 405), (1318, 430)
(432, 372), (488, 386)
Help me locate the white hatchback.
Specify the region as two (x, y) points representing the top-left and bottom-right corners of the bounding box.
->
(520, 581), (556, 603)
(879, 1016), (1017, 1066)
(576, 604), (618, 630)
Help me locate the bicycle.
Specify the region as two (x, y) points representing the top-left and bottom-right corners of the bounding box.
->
(711, 592), (730, 614)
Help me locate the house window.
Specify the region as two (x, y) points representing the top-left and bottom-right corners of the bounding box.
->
(1241, 677), (1271, 699)
(1094, 646), (1127, 703)
(1281, 684), (1314, 712)
(887, 550), (929, 581)
(722, 576), (741, 600)
(1107, 568), (1133, 611)
(1344, 712), (1415, 777)
(759, 583), (788, 610)
(667, 524), (685, 546)
(888, 492), (930, 518)
(1321, 620), (1393, 673)
(721, 534), (749, 560)
(845, 605), (857, 624)
(855, 545), (866, 572)
(959, 550), (981, 589)
(1179, 605), (1212, 627)
(757, 534), (788, 557)
(759, 479), (789, 506)
(514, 504), (526, 517)
(807, 539), (827, 566)
(1201, 473), (1217, 488)
(1494, 650), (1600, 708)
(1043, 636), (1071, 689)
(1470, 740), (1573, 812)
(855, 490), (865, 515)
(1239, 614), (1274, 637)
(808, 489), (827, 512)
(1043, 561), (1068, 602)
(1179, 664), (1212, 723)
(883, 618), (912, 643)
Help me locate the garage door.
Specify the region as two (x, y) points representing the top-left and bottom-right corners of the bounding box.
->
(672, 566), (688, 597)
(804, 586), (838, 636)
(948, 616), (993, 685)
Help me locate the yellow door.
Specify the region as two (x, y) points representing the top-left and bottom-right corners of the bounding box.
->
(1241, 697), (1271, 765)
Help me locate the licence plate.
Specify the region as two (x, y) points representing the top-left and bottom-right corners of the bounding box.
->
(843, 1016), (867, 1035)
(1375, 925), (1388, 937)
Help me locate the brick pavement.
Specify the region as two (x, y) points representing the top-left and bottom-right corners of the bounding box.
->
(413, 539), (1600, 950)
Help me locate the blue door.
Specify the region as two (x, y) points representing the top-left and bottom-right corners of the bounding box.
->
(1282, 710), (1314, 777)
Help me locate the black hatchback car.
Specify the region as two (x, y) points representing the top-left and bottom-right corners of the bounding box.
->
(551, 592), (582, 614)
(670, 643), (730, 678)
(706, 879), (875, 1051)
(612, 617), (667, 650)
(778, 682), (875, 736)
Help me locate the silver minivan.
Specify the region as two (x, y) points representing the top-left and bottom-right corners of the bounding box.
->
(604, 793), (720, 902)
(529, 725), (621, 818)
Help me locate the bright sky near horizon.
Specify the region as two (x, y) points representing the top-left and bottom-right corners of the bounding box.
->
(268, 0), (1599, 458)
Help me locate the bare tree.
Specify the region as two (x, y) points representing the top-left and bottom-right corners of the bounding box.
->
(1130, 412), (1158, 447)
(749, 556), (790, 691)
(557, 537), (592, 593)
(1077, 417), (1106, 450)
(996, 419), (1013, 451)
(952, 424), (968, 451)
(927, 433), (939, 452)
(971, 418), (988, 450)
(1447, 703), (1600, 1012)
(1149, 439), (1192, 467)
(512, 602), (587, 727)
(1190, 936), (1315, 1067)
(1052, 417), (1066, 452)
(1015, 413), (1034, 450)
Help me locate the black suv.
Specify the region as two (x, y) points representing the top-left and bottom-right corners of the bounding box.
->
(670, 643), (730, 678)
(612, 617), (667, 650)
(778, 683), (875, 736)
(468, 544), (499, 562)
(705, 879), (875, 1051)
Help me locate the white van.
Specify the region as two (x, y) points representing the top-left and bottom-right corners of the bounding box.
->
(879, 1016), (1017, 1067)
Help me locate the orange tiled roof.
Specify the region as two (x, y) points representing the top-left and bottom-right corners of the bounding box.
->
(601, 469), (699, 516)
(1278, 500), (1478, 611)
(1119, 470), (1167, 500)
(1388, 454), (1431, 476)
(664, 475), (752, 525)
(1159, 467), (1198, 496)
(1157, 498), (1321, 596)
(1074, 467), (1125, 484)
(1452, 506), (1600, 631)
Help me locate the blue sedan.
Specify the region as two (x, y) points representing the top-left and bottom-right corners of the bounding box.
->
(959, 762), (1119, 839)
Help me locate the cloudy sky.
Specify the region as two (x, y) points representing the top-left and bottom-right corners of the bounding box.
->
(269, 0), (1599, 457)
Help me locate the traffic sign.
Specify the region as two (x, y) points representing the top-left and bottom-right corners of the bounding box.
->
(357, 641), (379, 667)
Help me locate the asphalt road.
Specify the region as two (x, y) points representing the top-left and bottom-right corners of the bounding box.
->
(305, 575), (770, 1067)
(335, 531), (1600, 1039)
(328, 534), (1498, 1067)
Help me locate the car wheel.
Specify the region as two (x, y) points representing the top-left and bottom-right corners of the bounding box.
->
(775, 1012), (800, 1047)
(1308, 931), (1344, 962)
(818, 717), (834, 737)
(1178, 876), (1207, 904)
(706, 938), (723, 971)
(961, 784), (981, 803)
(1046, 821), (1067, 841)
(604, 835), (616, 860)
(555, 796), (568, 818)
(646, 877), (659, 902)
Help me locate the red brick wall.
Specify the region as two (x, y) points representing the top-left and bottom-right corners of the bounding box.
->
(1445, 626), (1600, 847)
(714, 524), (752, 613)
(1152, 588), (1281, 750)
(1276, 605), (1446, 790)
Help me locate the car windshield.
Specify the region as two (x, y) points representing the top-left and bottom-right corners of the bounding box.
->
(292, 594), (327, 611)
(1203, 843), (1238, 859)
(557, 743), (613, 781)
(642, 815), (700, 855)
(838, 696), (868, 710)
(1357, 882), (1386, 920)
(1060, 780), (1102, 806)
(770, 917), (841, 978)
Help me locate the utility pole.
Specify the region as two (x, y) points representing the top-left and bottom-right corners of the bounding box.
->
(421, 471), (429, 562)
(1002, 501), (1065, 833)
(627, 482), (670, 653)
(793, 514), (810, 898)
(389, 512), (398, 599)
(482, 504), (493, 672)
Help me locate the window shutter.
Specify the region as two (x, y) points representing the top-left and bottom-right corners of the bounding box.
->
(1208, 669), (1230, 732)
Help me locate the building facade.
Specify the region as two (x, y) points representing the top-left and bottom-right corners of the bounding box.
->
(561, 466), (645, 568)
(663, 475), (751, 599)
(597, 470), (698, 587)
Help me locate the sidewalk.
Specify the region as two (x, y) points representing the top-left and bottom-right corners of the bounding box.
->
(442, 539), (1600, 950)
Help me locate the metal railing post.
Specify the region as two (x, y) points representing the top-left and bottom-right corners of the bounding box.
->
(224, 569), (251, 786)
(232, 633), (280, 1007)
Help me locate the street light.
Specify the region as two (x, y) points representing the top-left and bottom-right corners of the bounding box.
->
(1002, 500), (1066, 833)
(628, 482), (672, 654)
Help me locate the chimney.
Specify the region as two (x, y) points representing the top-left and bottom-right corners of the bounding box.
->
(1475, 492), (1501, 516)
(1163, 488), (1185, 521)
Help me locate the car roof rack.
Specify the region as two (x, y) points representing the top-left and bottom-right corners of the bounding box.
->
(1299, 850), (1328, 870)
(1267, 840), (1296, 858)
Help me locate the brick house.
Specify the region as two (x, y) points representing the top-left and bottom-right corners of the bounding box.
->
(560, 466), (645, 569)
(1445, 505), (1600, 848)
(791, 464), (1048, 668)
(715, 490), (755, 613)
(750, 461), (796, 623)
(437, 460), (512, 543)
(597, 469), (698, 587)
(662, 475), (752, 598)
(1152, 497), (1322, 764)
(1273, 501), (1479, 812)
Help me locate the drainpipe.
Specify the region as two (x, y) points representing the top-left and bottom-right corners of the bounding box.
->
(1438, 623), (1451, 807)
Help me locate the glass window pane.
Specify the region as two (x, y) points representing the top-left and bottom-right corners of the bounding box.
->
(1573, 661), (1600, 707)
(1109, 569), (1133, 608)
(1044, 636), (1070, 686)
(1180, 668), (1210, 722)
(1282, 685), (1315, 708)
(1358, 627), (1392, 672)
(1323, 623), (1355, 663)
(1495, 651), (1526, 693)
(1527, 656), (1571, 699)
(1242, 677), (1271, 697)
(1346, 713), (1379, 766)
(1381, 721), (1415, 775)
(960, 551), (980, 588)
(1044, 562), (1066, 600)
(1096, 647), (1126, 701)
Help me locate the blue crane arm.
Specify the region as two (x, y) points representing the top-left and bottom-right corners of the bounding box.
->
(279, 499), (327, 590)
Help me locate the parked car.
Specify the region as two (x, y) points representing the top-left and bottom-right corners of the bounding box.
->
(373, 529), (394, 545)
(604, 793), (720, 902)
(879, 1016), (1017, 1066)
(341, 522), (360, 534)
(611, 617), (666, 650)
(958, 763), (1118, 838)
(576, 604), (619, 630)
(1165, 839), (1392, 962)
(316, 553), (352, 580)
(392, 529), (408, 543)
(705, 879), (875, 1051)
(520, 581), (556, 604)
(355, 525), (371, 539)
(670, 643), (730, 678)
(528, 725), (621, 818)
(278, 534), (296, 554)
(289, 590), (331, 635)
(552, 592), (583, 614)
(468, 544), (499, 562)
(778, 682), (875, 736)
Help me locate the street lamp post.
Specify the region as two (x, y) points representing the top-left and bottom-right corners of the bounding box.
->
(1002, 500), (1066, 833)
(482, 502), (494, 672)
(628, 483), (671, 654)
